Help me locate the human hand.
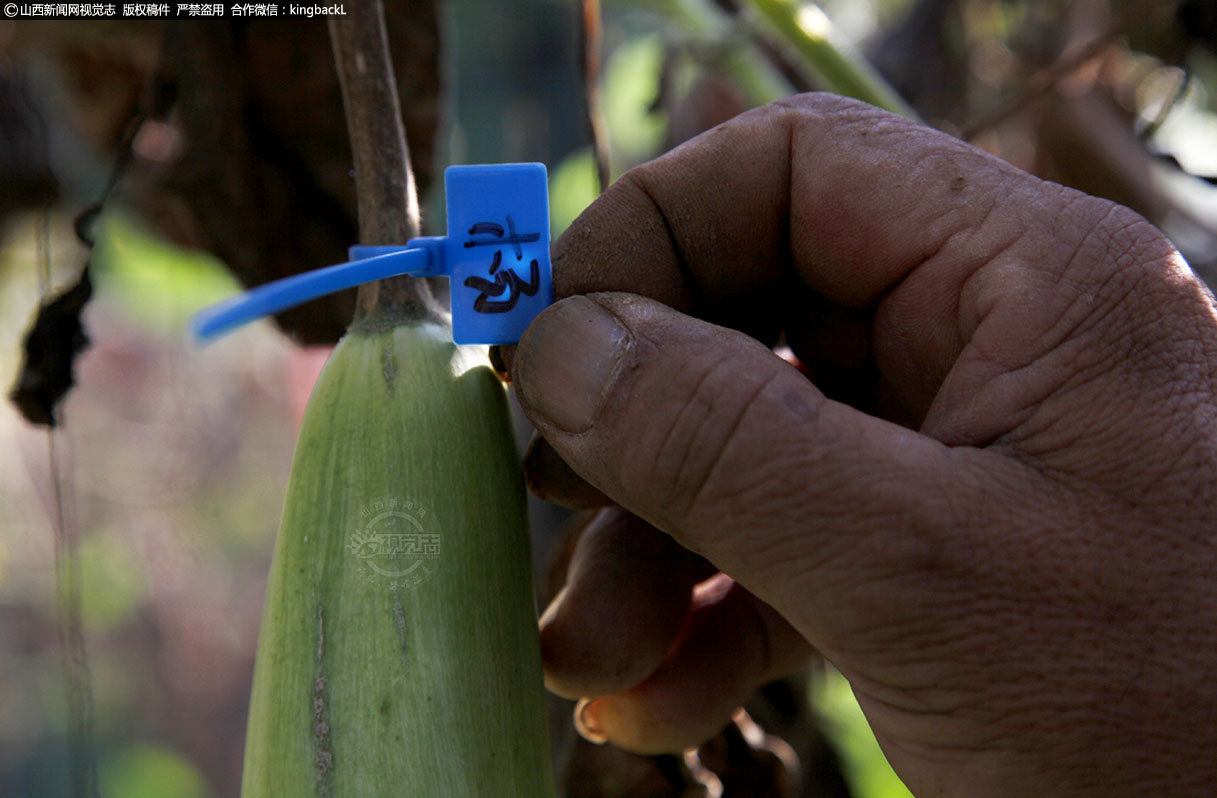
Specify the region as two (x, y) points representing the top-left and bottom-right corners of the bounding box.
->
(508, 94), (1217, 797)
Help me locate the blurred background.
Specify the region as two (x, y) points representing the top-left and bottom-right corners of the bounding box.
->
(1, 1), (1215, 796)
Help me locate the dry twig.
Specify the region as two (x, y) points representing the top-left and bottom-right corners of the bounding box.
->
(580, 0), (611, 194)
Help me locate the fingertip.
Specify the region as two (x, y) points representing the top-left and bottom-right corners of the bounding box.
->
(524, 435), (612, 510)
(539, 509), (706, 699)
(569, 582), (813, 755)
(575, 697), (609, 745)
(488, 344), (514, 384)
(512, 295), (635, 435)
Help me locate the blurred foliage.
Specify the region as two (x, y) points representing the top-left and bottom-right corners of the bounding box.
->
(603, 34), (670, 172)
(1, 209), (298, 796)
(98, 744), (210, 798)
(551, 148), (602, 236)
(90, 215), (239, 335)
(815, 669), (914, 798)
(76, 530), (148, 635)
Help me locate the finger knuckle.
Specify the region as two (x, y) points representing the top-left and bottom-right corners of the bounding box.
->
(1054, 194), (1202, 369)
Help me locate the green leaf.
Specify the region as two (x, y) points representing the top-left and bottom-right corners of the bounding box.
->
(813, 668), (914, 798)
(550, 148), (601, 237)
(603, 33), (668, 167)
(100, 744), (211, 798)
(77, 531), (148, 635)
(90, 215), (240, 336)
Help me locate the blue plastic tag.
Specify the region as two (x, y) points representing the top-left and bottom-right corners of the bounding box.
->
(444, 163), (552, 344)
(190, 163), (552, 346)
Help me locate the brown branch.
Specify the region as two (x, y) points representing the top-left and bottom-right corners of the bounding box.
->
(328, 2), (443, 325)
(580, 0), (611, 194)
(962, 0), (1174, 141)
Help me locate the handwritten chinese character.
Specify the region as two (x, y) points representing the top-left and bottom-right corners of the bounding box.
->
(462, 215), (542, 314)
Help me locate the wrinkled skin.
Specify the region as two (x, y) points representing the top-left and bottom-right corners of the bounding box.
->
(507, 94), (1217, 797)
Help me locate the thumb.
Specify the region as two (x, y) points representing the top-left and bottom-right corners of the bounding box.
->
(512, 293), (994, 648)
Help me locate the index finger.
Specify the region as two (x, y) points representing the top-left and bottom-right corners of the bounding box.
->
(554, 91), (1046, 321)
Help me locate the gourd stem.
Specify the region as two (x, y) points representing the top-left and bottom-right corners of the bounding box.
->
(328, 2), (446, 327)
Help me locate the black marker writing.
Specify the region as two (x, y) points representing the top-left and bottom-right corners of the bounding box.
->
(463, 215), (543, 313)
(463, 215), (540, 260)
(463, 256), (541, 314)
